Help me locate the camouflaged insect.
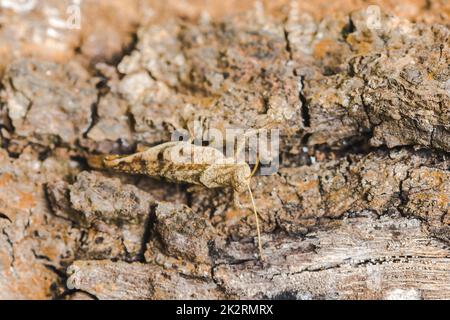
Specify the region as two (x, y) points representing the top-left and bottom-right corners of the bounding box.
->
(88, 141), (252, 193)
(87, 140), (264, 259)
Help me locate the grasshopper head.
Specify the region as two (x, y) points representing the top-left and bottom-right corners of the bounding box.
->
(232, 163), (252, 193)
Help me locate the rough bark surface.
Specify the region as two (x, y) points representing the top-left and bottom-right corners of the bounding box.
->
(0, 1), (449, 300)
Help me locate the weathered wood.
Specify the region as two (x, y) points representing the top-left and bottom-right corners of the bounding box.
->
(0, 3), (449, 300)
(67, 213), (450, 299)
(67, 260), (224, 300)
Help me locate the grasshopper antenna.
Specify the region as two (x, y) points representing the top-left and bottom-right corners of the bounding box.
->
(249, 155), (260, 178)
(248, 184), (263, 261)
(247, 155), (263, 261)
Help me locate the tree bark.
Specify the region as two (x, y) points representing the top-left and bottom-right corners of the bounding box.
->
(0, 1), (449, 299)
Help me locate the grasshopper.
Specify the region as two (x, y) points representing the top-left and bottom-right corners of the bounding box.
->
(87, 139), (264, 260)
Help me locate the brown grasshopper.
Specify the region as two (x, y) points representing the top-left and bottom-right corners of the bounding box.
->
(87, 139), (264, 259)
